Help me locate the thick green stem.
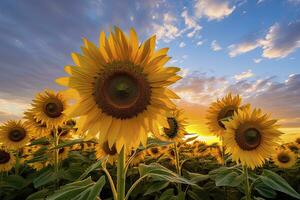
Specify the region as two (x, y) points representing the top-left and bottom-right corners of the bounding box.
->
(243, 166), (251, 200)
(53, 128), (60, 189)
(174, 142), (182, 192)
(117, 147), (126, 200)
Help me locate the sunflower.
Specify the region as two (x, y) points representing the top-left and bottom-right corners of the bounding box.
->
(24, 111), (51, 138)
(206, 93), (242, 138)
(29, 90), (68, 128)
(295, 137), (300, 146)
(147, 146), (163, 159)
(154, 109), (187, 142)
(223, 108), (282, 169)
(272, 149), (297, 169)
(51, 126), (75, 140)
(166, 148), (176, 165)
(0, 147), (15, 172)
(0, 120), (33, 150)
(56, 27), (181, 152)
(82, 141), (96, 152)
(58, 146), (71, 161)
(130, 151), (145, 166)
(95, 141), (119, 164)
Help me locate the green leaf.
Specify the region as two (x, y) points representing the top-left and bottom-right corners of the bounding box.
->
(215, 171), (243, 187)
(144, 181), (169, 195)
(255, 182), (277, 199)
(87, 176), (106, 200)
(159, 188), (176, 200)
(187, 190), (200, 200)
(138, 163), (196, 186)
(77, 160), (102, 181)
(33, 168), (57, 188)
(46, 176), (105, 200)
(186, 171), (210, 183)
(51, 139), (83, 150)
(260, 169), (300, 199)
(30, 137), (50, 145)
(26, 189), (50, 200)
(1, 175), (28, 189)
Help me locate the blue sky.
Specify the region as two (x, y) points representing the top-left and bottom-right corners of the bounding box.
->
(0, 0), (300, 137)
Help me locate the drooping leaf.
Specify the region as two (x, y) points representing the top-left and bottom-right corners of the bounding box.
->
(260, 169), (300, 199)
(144, 181), (169, 195)
(46, 176), (105, 200)
(138, 163), (196, 185)
(77, 160), (102, 181)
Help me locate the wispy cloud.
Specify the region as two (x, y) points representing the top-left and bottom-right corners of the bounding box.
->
(234, 70), (254, 81)
(228, 20), (300, 58)
(179, 42), (186, 48)
(194, 0), (235, 21)
(211, 40), (222, 51)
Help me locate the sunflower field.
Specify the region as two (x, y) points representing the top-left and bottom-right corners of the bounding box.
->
(0, 27), (300, 200)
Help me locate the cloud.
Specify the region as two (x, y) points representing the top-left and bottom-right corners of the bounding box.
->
(260, 21), (300, 58)
(174, 71), (300, 128)
(228, 40), (261, 57)
(181, 10), (202, 38)
(234, 70), (254, 81)
(0, 93), (29, 123)
(0, 0), (170, 104)
(196, 40), (204, 46)
(228, 20), (300, 58)
(179, 42), (186, 48)
(253, 58), (262, 63)
(194, 0), (236, 21)
(152, 13), (182, 43)
(211, 40), (222, 51)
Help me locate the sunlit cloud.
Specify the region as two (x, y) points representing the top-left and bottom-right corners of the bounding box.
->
(194, 0), (236, 21)
(228, 20), (300, 58)
(234, 70), (254, 81)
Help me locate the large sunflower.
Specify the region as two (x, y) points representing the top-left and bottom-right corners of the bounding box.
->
(272, 149), (297, 169)
(0, 120), (33, 150)
(95, 141), (119, 164)
(154, 109), (187, 142)
(0, 147), (15, 172)
(206, 93), (242, 138)
(56, 27), (181, 152)
(24, 111), (51, 138)
(223, 108), (282, 169)
(29, 90), (68, 128)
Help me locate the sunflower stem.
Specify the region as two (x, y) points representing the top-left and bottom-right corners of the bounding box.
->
(102, 162), (118, 200)
(53, 128), (60, 189)
(243, 166), (251, 200)
(15, 150), (20, 175)
(117, 146), (126, 200)
(174, 142), (182, 192)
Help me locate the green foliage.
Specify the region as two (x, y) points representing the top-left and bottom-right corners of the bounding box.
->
(46, 176), (105, 200)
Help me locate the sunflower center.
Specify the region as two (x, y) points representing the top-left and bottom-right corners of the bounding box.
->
(278, 153), (290, 163)
(9, 128), (26, 142)
(151, 147), (158, 154)
(44, 99), (64, 118)
(0, 150), (10, 164)
(59, 148), (65, 154)
(94, 62), (151, 119)
(164, 117), (179, 138)
(218, 108), (235, 129)
(102, 142), (117, 155)
(235, 128), (261, 151)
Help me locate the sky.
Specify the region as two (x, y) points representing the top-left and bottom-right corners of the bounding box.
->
(0, 0), (300, 143)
